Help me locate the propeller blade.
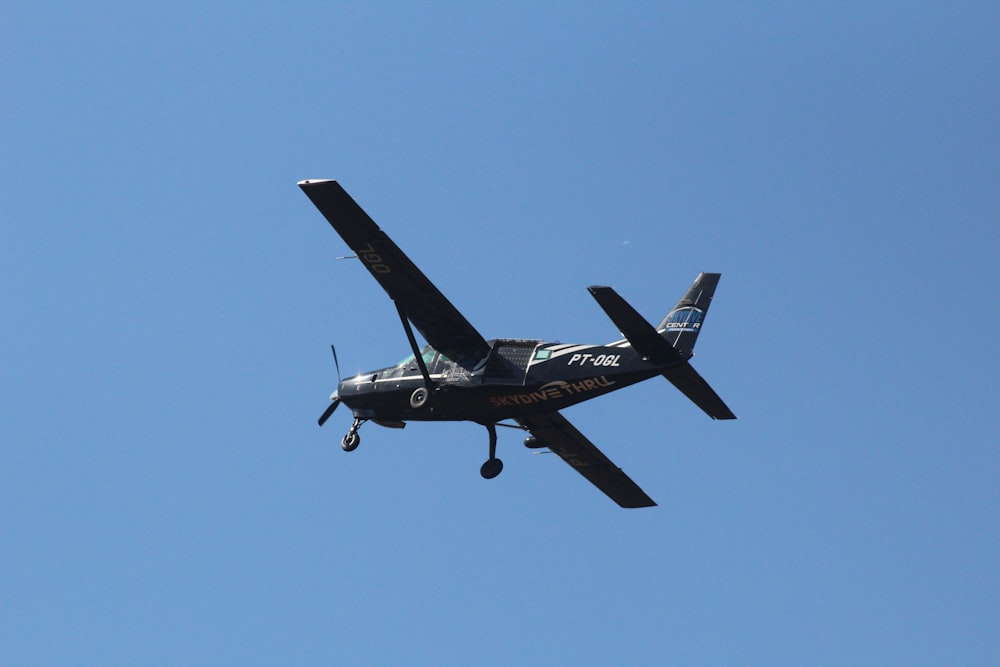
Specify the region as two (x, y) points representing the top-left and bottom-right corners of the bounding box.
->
(318, 394), (340, 427)
(330, 344), (341, 381)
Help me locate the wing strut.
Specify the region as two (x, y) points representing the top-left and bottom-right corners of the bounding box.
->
(395, 301), (433, 388)
(299, 179), (490, 362)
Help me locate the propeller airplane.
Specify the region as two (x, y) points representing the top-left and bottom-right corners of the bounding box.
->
(299, 180), (735, 508)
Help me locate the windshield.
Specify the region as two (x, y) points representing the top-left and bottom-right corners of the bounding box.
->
(396, 345), (441, 368)
(396, 345), (457, 367)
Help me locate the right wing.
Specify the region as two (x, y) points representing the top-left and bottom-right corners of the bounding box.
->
(516, 411), (656, 508)
(299, 180), (490, 362)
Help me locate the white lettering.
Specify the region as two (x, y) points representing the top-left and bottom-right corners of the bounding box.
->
(568, 352), (621, 367)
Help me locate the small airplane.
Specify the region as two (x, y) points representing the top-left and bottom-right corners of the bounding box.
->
(299, 180), (735, 508)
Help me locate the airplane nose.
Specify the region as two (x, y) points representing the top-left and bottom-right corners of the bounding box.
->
(338, 377), (355, 396)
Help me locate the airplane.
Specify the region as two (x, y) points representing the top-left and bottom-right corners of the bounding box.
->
(299, 179), (736, 508)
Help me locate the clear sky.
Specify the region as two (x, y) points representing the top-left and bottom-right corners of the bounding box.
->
(3, 3), (998, 665)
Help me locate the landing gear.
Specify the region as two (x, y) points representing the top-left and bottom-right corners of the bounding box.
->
(480, 457), (503, 479)
(341, 431), (359, 452)
(341, 418), (363, 452)
(479, 423), (504, 479)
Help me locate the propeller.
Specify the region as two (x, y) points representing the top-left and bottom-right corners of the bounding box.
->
(318, 344), (342, 427)
(318, 394), (340, 426)
(330, 343), (341, 380)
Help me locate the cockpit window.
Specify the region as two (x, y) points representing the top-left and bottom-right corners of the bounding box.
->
(397, 346), (439, 367)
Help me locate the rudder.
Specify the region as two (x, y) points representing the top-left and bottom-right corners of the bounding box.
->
(658, 272), (721, 354)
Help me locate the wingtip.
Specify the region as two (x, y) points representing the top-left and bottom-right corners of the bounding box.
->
(297, 179), (337, 187)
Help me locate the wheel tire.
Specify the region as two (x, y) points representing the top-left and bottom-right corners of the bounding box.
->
(409, 387), (429, 409)
(341, 431), (360, 452)
(480, 458), (504, 479)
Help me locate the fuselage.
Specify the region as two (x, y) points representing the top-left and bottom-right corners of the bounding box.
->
(337, 338), (681, 423)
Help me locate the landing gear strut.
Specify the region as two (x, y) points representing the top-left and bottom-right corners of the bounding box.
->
(480, 423), (504, 479)
(341, 418), (364, 452)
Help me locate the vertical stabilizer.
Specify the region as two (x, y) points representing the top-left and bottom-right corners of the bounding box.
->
(658, 272), (721, 354)
(589, 273), (736, 420)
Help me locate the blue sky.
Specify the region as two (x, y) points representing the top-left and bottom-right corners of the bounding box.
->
(3, 3), (998, 665)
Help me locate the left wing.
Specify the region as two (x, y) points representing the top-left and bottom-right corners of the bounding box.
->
(516, 411), (656, 508)
(299, 180), (490, 361)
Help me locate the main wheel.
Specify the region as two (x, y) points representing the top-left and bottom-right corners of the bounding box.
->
(341, 430), (360, 452)
(480, 458), (504, 479)
(409, 387), (429, 409)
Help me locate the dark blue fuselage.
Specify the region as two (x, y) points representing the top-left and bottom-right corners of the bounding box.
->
(337, 339), (677, 423)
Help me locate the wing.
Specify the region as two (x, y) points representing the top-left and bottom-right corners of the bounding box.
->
(299, 180), (490, 361)
(516, 411), (656, 508)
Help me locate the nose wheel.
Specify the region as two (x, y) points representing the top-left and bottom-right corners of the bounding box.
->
(341, 418), (364, 452)
(479, 423), (503, 479)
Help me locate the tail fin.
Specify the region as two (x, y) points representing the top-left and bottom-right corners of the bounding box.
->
(658, 272), (721, 355)
(658, 273), (735, 419)
(588, 274), (735, 420)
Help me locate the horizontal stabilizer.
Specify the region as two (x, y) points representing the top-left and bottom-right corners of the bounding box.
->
(588, 286), (683, 363)
(662, 362), (736, 420)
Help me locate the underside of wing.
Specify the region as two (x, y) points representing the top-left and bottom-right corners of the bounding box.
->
(299, 180), (490, 362)
(516, 411), (656, 508)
